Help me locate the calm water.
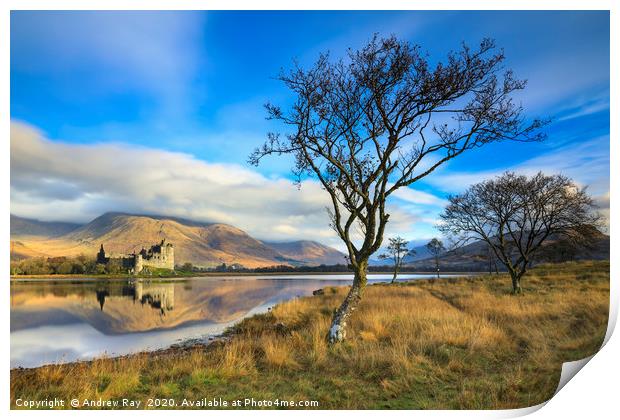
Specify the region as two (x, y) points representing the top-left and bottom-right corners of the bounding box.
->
(11, 273), (458, 368)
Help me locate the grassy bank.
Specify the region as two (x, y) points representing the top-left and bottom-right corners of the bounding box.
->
(11, 261), (609, 409)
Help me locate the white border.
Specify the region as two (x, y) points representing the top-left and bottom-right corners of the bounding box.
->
(2, 2), (616, 419)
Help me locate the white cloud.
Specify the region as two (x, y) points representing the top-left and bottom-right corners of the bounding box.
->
(392, 187), (447, 207)
(10, 122), (433, 251)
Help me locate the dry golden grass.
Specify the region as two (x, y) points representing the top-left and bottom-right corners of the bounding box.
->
(11, 261), (609, 409)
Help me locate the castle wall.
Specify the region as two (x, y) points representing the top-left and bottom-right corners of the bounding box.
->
(97, 240), (174, 274)
(140, 243), (174, 270)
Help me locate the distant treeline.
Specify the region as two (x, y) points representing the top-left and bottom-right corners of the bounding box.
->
(11, 258), (497, 276)
(193, 262), (492, 274)
(11, 255), (128, 275)
(202, 263), (354, 273)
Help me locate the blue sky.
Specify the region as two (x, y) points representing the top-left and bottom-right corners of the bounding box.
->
(10, 11), (610, 249)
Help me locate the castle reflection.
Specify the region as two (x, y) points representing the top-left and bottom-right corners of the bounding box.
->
(96, 282), (175, 314)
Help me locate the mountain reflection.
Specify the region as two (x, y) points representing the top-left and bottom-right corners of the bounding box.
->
(10, 277), (333, 335)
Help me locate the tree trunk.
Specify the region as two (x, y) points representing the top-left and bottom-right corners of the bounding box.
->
(391, 266), (398, 284)
(328, 260), (368, 344)
(510, 271), (523, 294)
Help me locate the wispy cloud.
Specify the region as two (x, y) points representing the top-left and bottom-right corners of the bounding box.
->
(554, 90), (610, 122)
(429, 136), (608, 190)
(426, 135), (610, 227)
(12, 11), (205, 119)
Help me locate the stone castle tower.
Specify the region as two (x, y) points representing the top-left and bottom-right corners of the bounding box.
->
(136, 239), (175, 272)
(96, 239), (174, 273)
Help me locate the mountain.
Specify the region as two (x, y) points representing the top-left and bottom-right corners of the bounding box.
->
(63, 212), (293, 268)
(10, 212), (341, 269)
(264, 240), (347, 266)
(368, 241), (432, 266)
(405, 243), (433, 262)
(10, 214), (82, 238)
(409, 232), (610, 272)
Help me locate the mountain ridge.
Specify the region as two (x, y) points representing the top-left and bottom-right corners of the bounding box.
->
(10, 212), (344, 268)
(408, 232), (610, 271)
(264, 240), (347, 266)
(10, 214), (82, 238)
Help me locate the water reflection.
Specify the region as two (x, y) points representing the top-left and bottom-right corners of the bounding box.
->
(94, 283), (175, 314)
(10, 273), (458, 368)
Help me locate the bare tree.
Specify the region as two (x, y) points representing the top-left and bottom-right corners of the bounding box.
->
(249, 35), (545, 343)
(439, 172), (599, 294)
(425, 238), (445, 278)
(378, 236), (416, 283)
(534, 223), (602, 263)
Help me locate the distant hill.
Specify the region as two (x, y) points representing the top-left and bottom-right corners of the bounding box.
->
(9, 240), (48, 260)
(264, 240), (347, 266)
(10, 214), (82, 238)
(10, 212), (344, 269)
(368, 241), (432, 266)
(409, 232), (610, 272)
(405, 243), (433, 262)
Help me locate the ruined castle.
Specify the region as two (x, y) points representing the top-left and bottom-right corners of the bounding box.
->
(96, 239), (174, 273)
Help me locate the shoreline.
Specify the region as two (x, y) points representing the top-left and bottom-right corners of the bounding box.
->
(11, 335), (230, 373)
(10, 271), (488, 282)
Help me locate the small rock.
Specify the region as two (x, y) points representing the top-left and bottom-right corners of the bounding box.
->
(313, 288), (325, 296)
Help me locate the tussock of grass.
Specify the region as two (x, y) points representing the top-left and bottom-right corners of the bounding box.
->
(11, 261), (609, 409)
